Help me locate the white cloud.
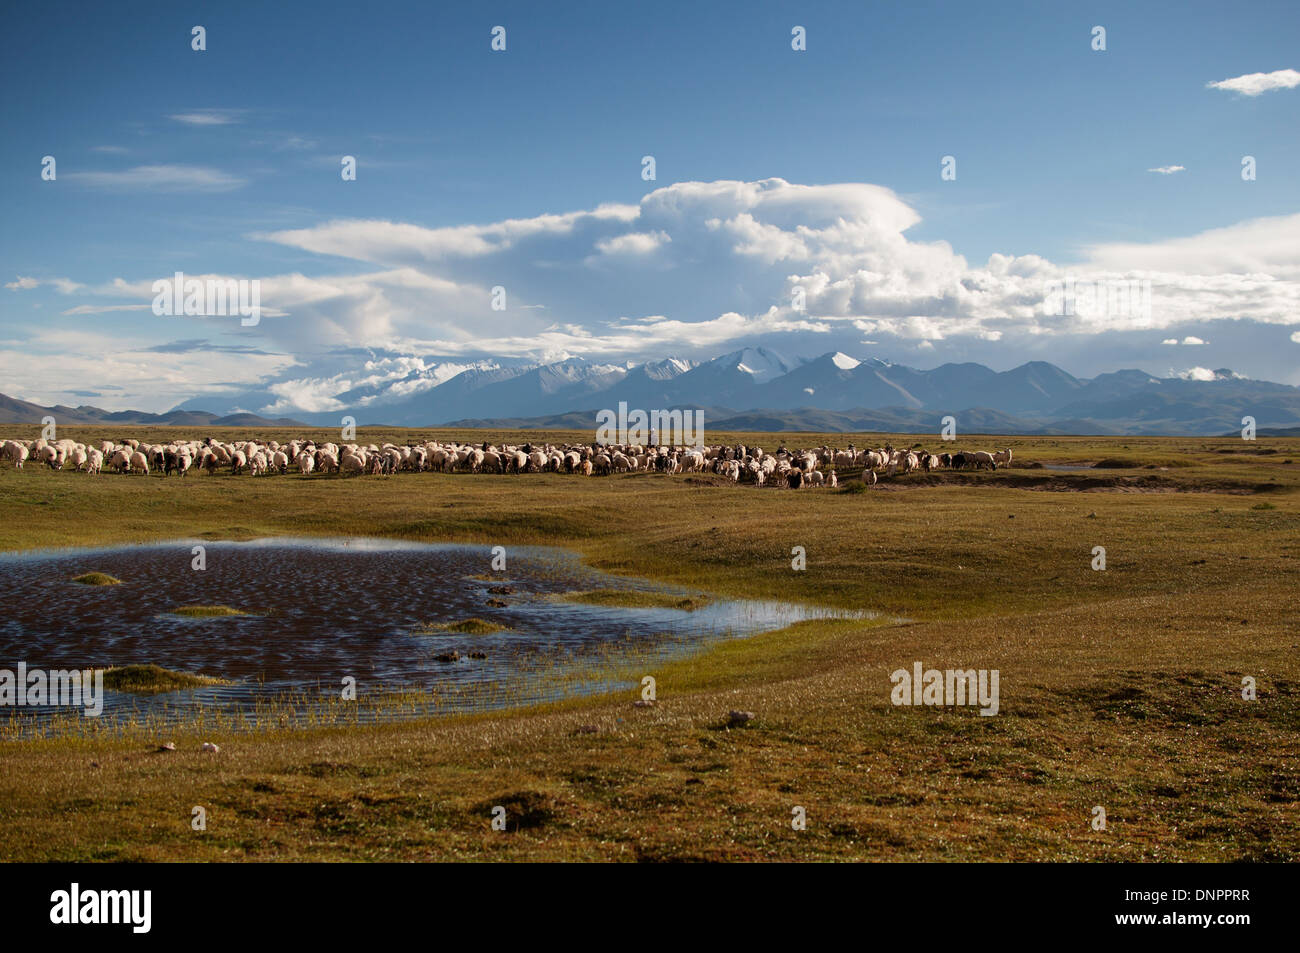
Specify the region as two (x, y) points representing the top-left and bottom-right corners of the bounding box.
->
(1182, 336), (1205, 345)
(1176, 367), (1218, 381)
(64, 165), (245, 191)
(5, 276), (39, 290)
(592, 231), (671, 257)
(1207, 68), (1300, 96)
(1292, 331), (1300, 343)
(60, 304), (155, 316)
(0, 330), (297, 411)
(256, 204), (638, 264)
(32, 177), (1300, 410)
(168, 109), (243, 126)
(1147, 165), (1185, 175)
(1162, 338), (1179, 345)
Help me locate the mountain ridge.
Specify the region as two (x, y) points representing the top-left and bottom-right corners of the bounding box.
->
(3, 352), (1297, 436)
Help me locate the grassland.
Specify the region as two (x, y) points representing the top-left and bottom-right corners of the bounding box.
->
(0, 427), (1297, 861)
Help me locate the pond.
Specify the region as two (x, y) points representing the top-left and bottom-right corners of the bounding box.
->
(0, 537), (871, 733)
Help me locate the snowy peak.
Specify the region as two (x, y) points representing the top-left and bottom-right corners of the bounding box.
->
(639, 356), (697, 380)
(713, 346), (802, 384)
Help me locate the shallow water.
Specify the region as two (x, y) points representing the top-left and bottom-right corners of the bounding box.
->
(0, 538), (869, 732)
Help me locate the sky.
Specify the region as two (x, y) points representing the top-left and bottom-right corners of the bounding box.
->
(1, 0), (1298, 413)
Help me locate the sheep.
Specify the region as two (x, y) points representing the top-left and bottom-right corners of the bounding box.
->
(7, 430), (1039, 503)
(0, 440), (27, 469)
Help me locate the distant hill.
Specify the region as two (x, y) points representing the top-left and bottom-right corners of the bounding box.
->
(0, 393), (307, 428)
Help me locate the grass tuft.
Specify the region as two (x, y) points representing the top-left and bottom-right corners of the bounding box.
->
(417, 617), (509, 635)
(557, 588), (710, 611)
(170, 604), (249, 617)
(101, 664), (228, 694)
(71, 572), (121, 586)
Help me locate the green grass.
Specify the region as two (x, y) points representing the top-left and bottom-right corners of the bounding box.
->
(0, 426), (1297, 861)
(417, 617), (509, 635)
(71, 572), (121, 586)
(170, 605), (249, 617)
(556, 588), (711, 611)
(101, 664), (229, 694)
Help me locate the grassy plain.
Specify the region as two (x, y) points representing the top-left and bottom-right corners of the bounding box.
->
(0, 427), (1296, 860)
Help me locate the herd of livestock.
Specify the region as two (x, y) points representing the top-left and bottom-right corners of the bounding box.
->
(0, 435), (1013, 487)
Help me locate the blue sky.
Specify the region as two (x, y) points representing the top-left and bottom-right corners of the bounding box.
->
(2, 0), (1298, 412)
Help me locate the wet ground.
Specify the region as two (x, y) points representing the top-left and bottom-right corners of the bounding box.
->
(0, 537), (867, 731)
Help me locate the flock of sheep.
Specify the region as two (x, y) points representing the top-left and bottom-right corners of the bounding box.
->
(1, 434), (1012, 487)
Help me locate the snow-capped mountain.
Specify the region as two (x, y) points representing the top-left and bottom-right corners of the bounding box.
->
(104, 349), (1300, 435)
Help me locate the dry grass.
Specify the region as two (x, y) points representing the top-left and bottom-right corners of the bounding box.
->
(0, 427), (1296, 860)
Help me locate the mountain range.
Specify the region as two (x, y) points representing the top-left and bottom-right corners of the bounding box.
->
(3, 346), (1299, 435)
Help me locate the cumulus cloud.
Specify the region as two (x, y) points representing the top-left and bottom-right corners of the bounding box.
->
(34, 177), (1300, 411)
(592, 231), (671, 257)
(1207, 68), (1300, 96)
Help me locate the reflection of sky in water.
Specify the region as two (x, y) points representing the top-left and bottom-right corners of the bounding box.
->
(0, 538), (873, 732)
